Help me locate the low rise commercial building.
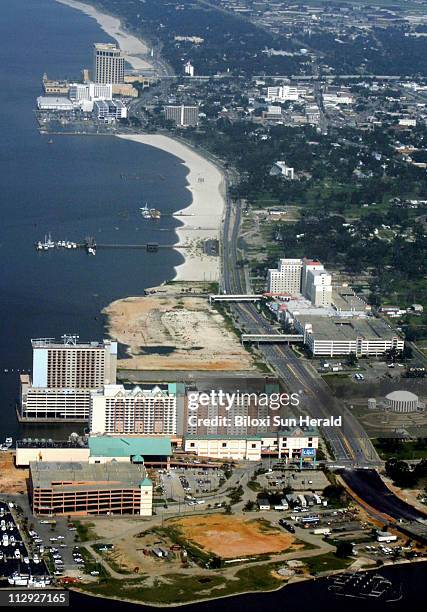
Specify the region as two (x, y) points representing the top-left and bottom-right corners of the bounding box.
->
(93, 99), (127, 120)
(42, 74), (69, 95)
(30, 461), (152, 516)
(69, 82), (112, 104)
(294, 314), (404, 356)
(16, 435), (172, 467)
(184, 428), (318, 461)
(15, 439), (89, 467)
(269, 161), (295, 179)
(36, 96), (73, 111)
(88, 436), (172, 466)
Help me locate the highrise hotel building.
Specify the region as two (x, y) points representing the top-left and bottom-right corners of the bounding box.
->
(19, 337), (117, 421)
(90, 384), (177, 436)
(93, 43), (125, 84)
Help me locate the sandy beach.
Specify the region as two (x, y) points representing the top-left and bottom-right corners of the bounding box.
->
(55, 0), (152, 70)
(117, 134), (225, 282)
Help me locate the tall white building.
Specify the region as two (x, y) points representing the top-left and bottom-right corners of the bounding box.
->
(93, 43), (125, 84)
(184, 61), (195, 76)
(267, 258), (303, 295)
(266, 85), (299, 102)
(90, 384), (177, 435)
(19, 337), (117, 421)
(69, 82), (112, 103)
(302, 259), (332, 306)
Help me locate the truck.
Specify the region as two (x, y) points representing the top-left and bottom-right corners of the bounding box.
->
(312, 527), (331, 535)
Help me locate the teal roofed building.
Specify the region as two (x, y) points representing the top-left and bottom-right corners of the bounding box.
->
(88, 436), (172, 465)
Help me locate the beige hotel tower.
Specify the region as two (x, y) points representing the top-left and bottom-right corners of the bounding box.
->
(93, 43), (125, 84)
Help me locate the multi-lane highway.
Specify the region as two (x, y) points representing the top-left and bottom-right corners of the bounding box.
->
(221, 190), (381, 467)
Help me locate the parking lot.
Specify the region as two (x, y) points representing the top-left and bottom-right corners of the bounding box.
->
(160, 467), (225, 503)
(259, 468), (329, 492)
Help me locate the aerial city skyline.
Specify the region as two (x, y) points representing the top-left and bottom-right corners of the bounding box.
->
(0, 0), (426, 609)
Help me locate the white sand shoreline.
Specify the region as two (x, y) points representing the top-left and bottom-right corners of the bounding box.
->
(53, 0), (225, 283)
(54, 0), (153, 70)
(117, 134), (225, 282)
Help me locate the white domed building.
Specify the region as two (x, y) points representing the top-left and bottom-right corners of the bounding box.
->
(385, 390), (419, 413)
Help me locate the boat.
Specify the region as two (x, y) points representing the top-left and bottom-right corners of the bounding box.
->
(32, 576), (51, 588)
(140, 202), (161, 219)
(8, 572), (31, 586)
(87, 247), (96, 256)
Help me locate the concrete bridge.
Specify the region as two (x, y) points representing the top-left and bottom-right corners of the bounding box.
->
(241, 334), (304, 344)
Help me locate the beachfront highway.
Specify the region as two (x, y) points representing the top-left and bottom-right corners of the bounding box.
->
(221, 186), (381, 467)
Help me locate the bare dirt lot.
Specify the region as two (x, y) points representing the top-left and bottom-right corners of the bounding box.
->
(0, 452), (28, 494)
(103, 284), (255, 371)
(168, 514), (298, 559)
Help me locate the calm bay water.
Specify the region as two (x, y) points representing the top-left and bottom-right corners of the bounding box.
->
(0, 0), (191, 439)
(53, 562), (427, 610)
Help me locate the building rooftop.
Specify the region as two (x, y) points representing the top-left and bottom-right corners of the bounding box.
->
(88, 436), (172, 458)
(30, 461), (148, 491)
(185, 428), (318, 440)
(386, 390), (418, 402)
(296, 314), (398, 341)
(92, 384), (176, 400)
(31, 338), (115, 351)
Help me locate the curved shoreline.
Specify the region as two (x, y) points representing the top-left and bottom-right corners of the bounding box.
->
(54, 0), (153, 70)
(68, 558), (427, 608)
(116, 134), (225, 282)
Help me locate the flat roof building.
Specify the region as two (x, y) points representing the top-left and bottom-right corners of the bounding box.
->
(88, 436), (172, 465)
(37, 96), (73, 111)
(294, 314), (404, 356)
(30, 461), (152, 516)
(184, 428), (318, 462)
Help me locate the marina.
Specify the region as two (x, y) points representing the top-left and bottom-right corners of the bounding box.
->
(0, 502), (49, 588)
(328, 571), (402, 602)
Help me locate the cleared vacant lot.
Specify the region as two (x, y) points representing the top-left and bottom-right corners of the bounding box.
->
(168, 514), (298, 559)
(0, 452), (28, 494)
(103, 286), (255, 371)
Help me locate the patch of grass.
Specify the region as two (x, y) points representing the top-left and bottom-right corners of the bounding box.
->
(74, 521), (99, 542)
(303, 552), (352, 575)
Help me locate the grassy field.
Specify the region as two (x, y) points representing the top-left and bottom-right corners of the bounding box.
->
(374, 439), (427, 460)
(303, 553), (353, 575)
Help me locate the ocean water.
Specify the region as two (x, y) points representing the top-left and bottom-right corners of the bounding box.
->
(0, 0), (190, 439)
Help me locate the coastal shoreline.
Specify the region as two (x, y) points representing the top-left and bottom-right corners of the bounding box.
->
(54, 0), (153, 70)
(117, 134), (225, 282)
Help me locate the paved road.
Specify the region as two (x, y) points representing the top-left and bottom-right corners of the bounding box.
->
(221, 191), (380, 467)
(341, 469), (427, 523)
